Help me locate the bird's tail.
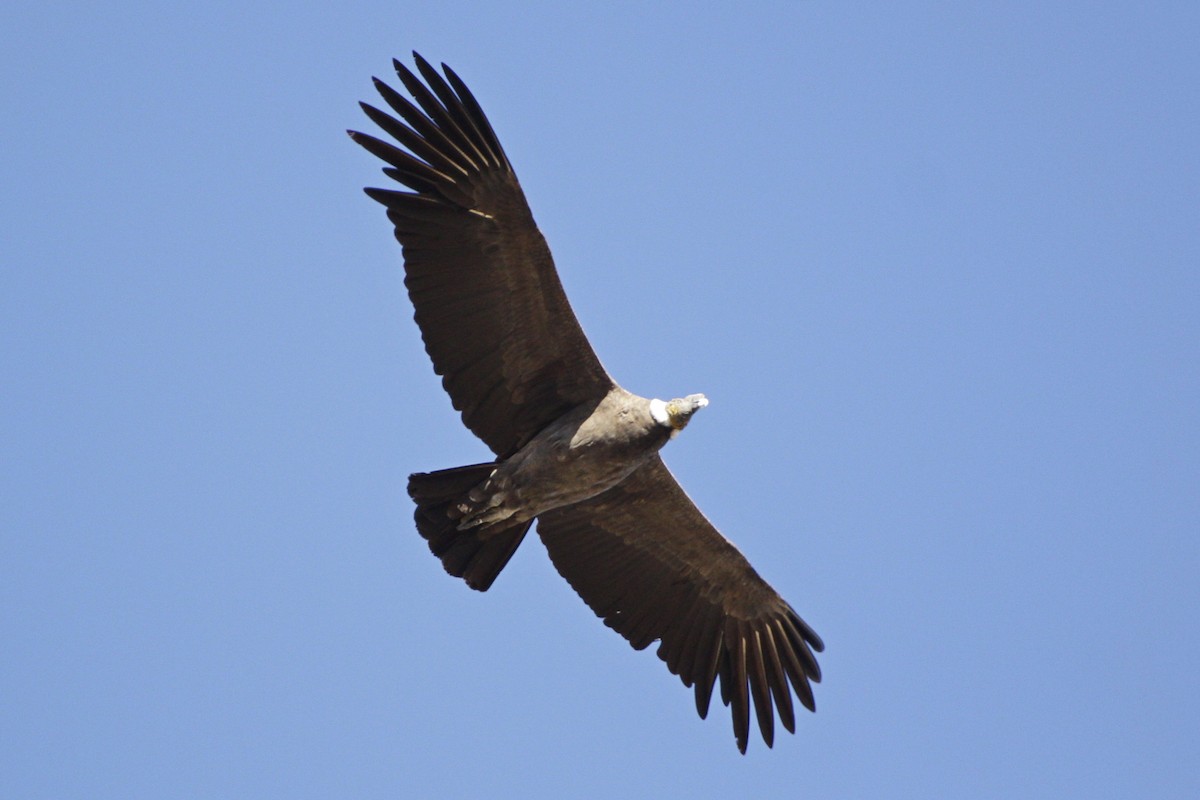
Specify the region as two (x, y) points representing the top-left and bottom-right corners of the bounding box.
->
(407, 464), (532, 592)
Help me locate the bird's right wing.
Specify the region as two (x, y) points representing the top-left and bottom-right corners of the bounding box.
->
(350, 54), (614, 458)
(535, 456), (823, 753)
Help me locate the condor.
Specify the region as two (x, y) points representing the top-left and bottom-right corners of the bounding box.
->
(349, 53), (823, 753)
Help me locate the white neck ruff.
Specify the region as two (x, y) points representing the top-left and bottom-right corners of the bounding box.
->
(649, 398), (671, 426)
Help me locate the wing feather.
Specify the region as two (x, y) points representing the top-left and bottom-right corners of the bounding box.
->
(722, 622), (750, 751)
(692, 615), (723, 719)
(760, 623), (796, 734)
(745, 627), (775, 748)
(536, 457), (823, 752)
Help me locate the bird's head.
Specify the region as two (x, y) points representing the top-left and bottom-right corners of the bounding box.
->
(650, 394), (709, 434)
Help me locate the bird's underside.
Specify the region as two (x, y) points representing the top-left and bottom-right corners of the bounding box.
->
(350, 52), (823, 753)
(438, 388), (674, 530)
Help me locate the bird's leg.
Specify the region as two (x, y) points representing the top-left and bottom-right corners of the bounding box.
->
(453, 471), (518, 530)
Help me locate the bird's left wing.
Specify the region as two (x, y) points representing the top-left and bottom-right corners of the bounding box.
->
(535, 456), (823, 753)
(349, 54), (614, 458)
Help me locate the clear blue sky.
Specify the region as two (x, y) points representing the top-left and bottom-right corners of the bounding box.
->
(3, 2), (1198, 797)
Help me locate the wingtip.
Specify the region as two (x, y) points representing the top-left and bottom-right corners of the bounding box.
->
(363, 186), (393, 203)
(410, 51), (438, 80)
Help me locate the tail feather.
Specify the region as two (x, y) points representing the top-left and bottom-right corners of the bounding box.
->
(408, 464), (530, 592)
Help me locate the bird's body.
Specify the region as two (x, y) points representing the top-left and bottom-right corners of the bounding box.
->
(451, 389), (675, 530)
(350, 53), (823, 753)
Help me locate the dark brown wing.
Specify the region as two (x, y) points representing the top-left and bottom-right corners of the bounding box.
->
(349, 53), (614, 458)
(536, 456), (824, 753)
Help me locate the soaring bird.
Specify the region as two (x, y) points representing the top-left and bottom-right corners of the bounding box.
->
(349, 53), (823, 753)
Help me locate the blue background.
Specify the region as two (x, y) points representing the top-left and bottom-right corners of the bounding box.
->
(3, 2), (1198, 797)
